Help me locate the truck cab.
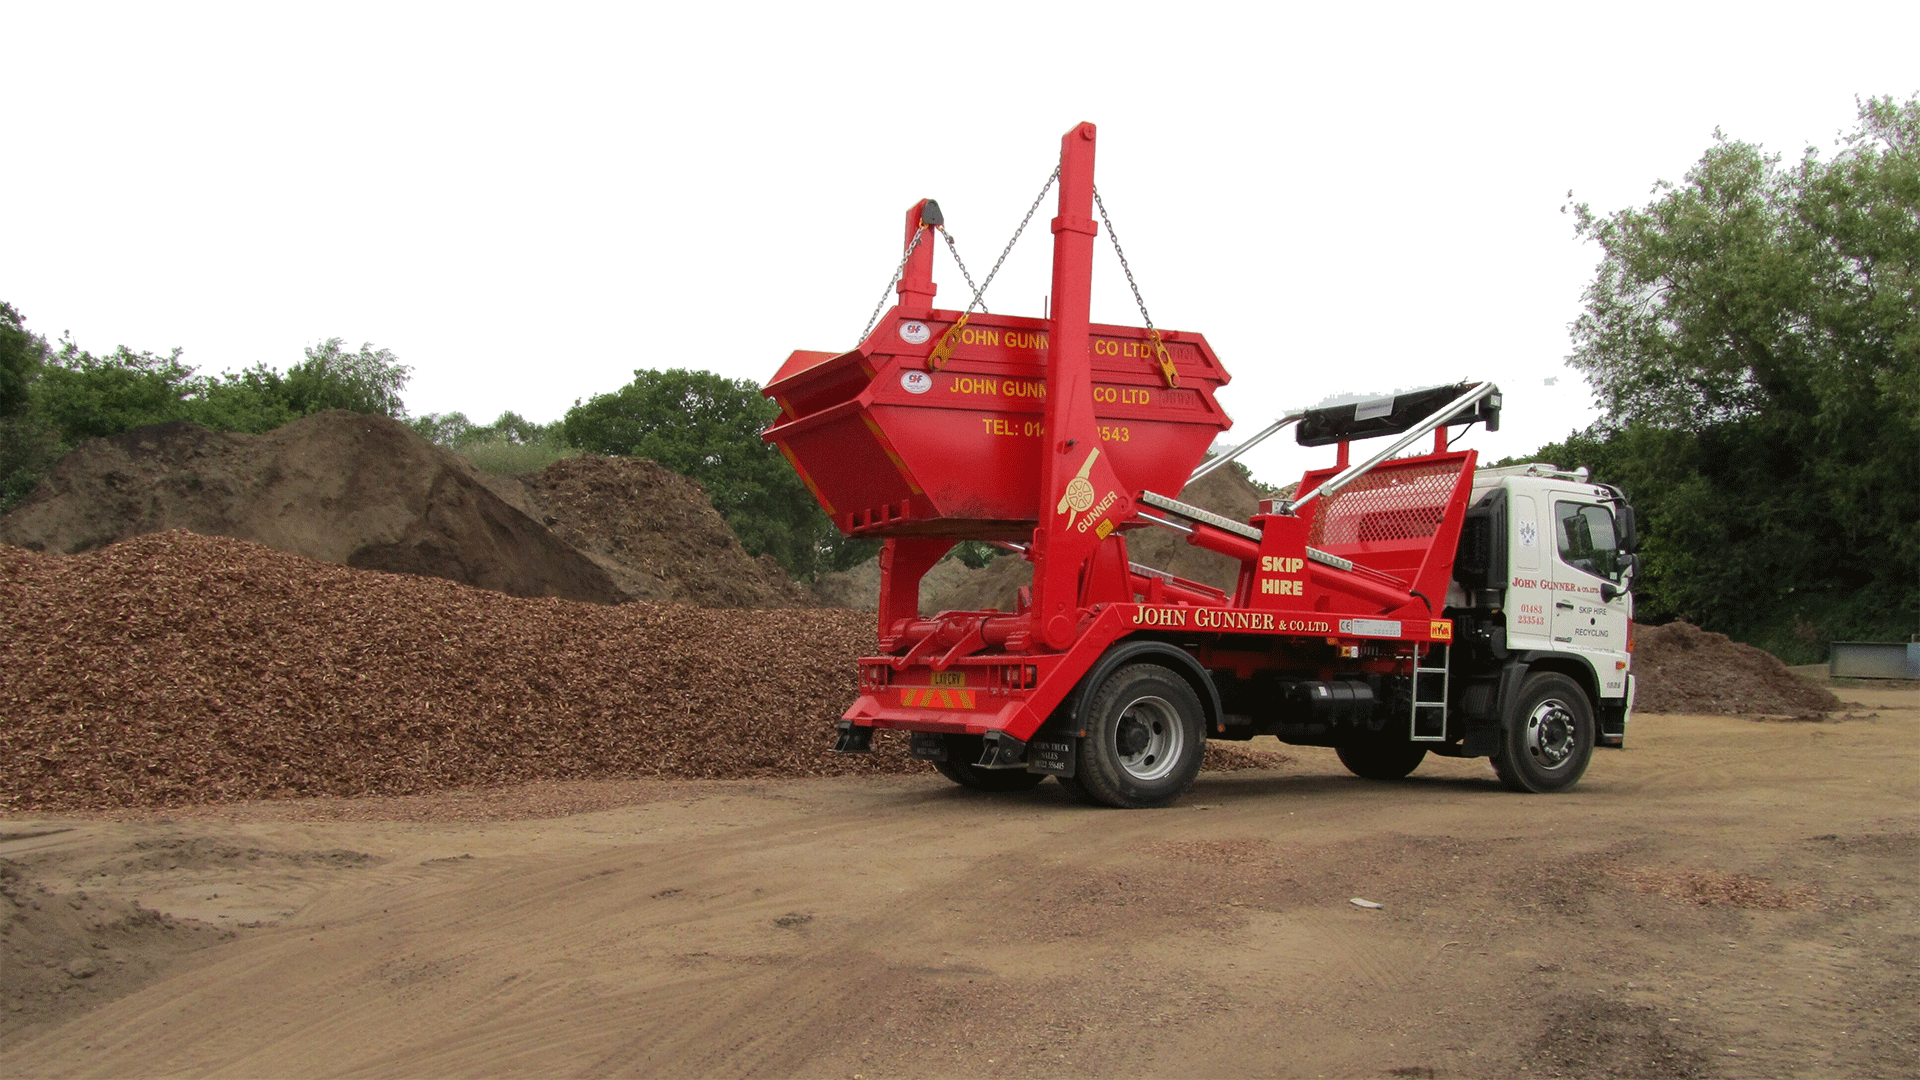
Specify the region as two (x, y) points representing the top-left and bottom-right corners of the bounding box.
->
(1446, 463), (1640, 780)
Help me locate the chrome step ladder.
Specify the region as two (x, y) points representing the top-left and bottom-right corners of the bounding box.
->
(1411, 643), (1449, 742)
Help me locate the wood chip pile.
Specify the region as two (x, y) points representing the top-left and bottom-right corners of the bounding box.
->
(2, 532), (1279, 811)
(1, 532), (909, 811)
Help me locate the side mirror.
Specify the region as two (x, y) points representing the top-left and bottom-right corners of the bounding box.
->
(1601, 553), (1639, 602)
(1616, 504), (1639, 554)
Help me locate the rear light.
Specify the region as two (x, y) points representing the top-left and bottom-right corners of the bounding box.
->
(1626, 622), (1635, 654)
(998, 665), (1039, 689)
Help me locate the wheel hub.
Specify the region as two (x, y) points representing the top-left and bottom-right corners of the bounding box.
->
(1113, 695), (1185, 782)
(1526, 698), (1577, 769)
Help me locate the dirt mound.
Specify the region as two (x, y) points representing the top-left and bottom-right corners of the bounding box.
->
(1631, 621), (1841, 716)
(0, 413), (623, 604)
(0, 859), (232, 1048)
(509, 456), (811, 609)
(815, 466), (1268, 613)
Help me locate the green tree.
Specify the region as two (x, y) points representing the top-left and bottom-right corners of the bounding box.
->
(279, 338), (411, 417)
(562, 368), (871, 578)
(189, 364), (298, 434)
(0, 302), (41, 419)
(0, 303), (58, 508)
(408, 411), (477, 446)
(35, 338), (200, 443)
(1555, 94), (1918, 658)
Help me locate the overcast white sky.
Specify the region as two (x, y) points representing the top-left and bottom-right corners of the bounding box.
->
(5, 2), (1914, 487)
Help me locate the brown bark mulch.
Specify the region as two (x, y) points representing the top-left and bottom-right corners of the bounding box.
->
(2, 532), (1283, 812)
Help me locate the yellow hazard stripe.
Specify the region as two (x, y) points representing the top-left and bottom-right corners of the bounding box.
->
(901, 688), (976, 708)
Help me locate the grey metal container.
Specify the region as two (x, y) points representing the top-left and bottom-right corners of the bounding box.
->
(1829, 641), (1920, 680)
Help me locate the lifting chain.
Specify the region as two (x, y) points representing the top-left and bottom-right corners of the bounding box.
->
(940, 230), (984, 313)
(856, 223), (928, 345)
(927, 167), (1060, 371)
(1092, 186), (1179, 388)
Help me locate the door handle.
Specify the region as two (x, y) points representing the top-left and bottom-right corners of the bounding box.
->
(1555, 600), (1575, 610)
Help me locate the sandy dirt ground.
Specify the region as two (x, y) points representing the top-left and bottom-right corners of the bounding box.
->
(3, 688), (1915, 1079)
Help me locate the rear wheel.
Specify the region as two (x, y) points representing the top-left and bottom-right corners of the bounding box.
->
(931, 736), (1048, 792)
(1071, 664), (1206, 808)
(1491, 671), (1594, 793)
(1336, 739), (1428, 781)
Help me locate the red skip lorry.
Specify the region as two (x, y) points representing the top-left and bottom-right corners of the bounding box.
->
(764, 122), (1640, 808)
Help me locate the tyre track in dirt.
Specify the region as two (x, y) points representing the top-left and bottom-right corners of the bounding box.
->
(3, 795), (1103, 1076)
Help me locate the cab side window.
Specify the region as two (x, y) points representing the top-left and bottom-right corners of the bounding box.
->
(1555, 501), (1620, 581)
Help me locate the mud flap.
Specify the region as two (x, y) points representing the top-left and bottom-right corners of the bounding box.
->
(832, 721), (873, 754)
(1597, 700), (1627, 748)
(1025, 737), (1076, 777)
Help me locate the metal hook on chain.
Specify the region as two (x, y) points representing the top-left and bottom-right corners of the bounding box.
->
(1093, 186), (1179, 388)
(928, 167), (1060, 372)
(857, 166), (1065, 368)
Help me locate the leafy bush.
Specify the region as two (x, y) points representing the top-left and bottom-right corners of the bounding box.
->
(409, 410), (582, 475)
(453, 438), (583, 476)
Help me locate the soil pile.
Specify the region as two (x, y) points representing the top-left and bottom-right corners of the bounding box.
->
(1631, 621), (1841, 716)
(511, 456), (812, 609)
(0, 859), (232, 1046)
(1, 533), (1277, 811)
(0, 417), (814, 611)
(0, 413), (622, 604)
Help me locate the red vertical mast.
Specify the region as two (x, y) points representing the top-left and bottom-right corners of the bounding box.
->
(1030, 121), (1133, 651)
(894, 199), (938, 318)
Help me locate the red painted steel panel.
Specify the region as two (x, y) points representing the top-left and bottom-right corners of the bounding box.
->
(764, 309), (1230, 538)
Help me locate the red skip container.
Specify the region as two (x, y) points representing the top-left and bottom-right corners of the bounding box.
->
(765, 308), (1233, 540)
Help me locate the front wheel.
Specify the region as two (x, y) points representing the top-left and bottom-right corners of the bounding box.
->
(1491, 671), (1594, 793)
(1067, 664), (1206, 808)
(932, 736), (1048, 792)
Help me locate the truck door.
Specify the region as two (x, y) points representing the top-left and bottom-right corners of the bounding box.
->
(1505, 492), (1553, 650)
(1547, 496), (1632, 699)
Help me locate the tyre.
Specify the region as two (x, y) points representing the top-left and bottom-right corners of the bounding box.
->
(1070, 664), (1206, 808)
(931, 735), (1048, 792)
(1336, 740), (1428, 781)
(1491, 671), (1594, 793)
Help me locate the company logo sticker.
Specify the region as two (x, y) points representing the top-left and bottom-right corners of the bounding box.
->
(900, 370), (932, 395)
(1057, 447), (1101, 528)
(898, 321), (931, 344)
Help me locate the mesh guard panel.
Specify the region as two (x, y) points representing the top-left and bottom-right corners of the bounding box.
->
(1308, 460), (1466, 548)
